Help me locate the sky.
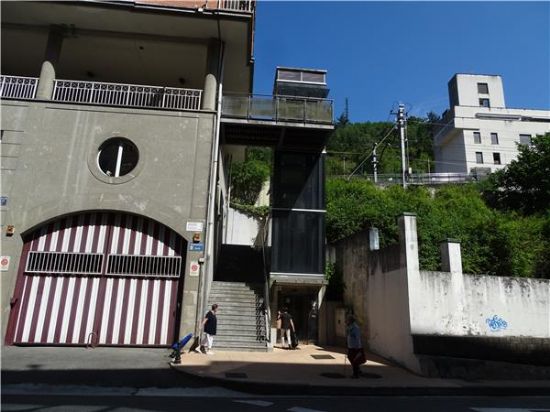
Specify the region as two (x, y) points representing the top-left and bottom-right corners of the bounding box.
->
(252, 1), (550, 122)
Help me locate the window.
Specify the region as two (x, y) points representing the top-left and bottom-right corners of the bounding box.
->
(479, 98), (490, 108)
(493, 153), (501, 165)
(477, 83), (489, 94)
(97, 138), (139, 177)
(475, 152), (484, 164)
(519, 134), (532, 145)
(491, 133), (499, 145)
(473, 131), (481, 144)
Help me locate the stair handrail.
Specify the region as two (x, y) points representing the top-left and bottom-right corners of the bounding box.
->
(260, 212), (272, 344)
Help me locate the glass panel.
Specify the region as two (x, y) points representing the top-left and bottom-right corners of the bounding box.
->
(476, 152), (484, 164)
(491, 133), (499, 145)
(477, 83), (489, 94)
(474, 132), (481, 144)
(271, 210), (325, 274)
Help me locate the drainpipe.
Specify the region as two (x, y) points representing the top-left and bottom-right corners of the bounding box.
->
(196, 40), (225, 338)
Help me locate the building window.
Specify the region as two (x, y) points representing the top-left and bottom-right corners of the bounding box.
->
(477, 83), (489, 94)
(475, 152), (484, 164)
(493, 153), (501, 165)
(97, 138), (139, 177)
(479, 98), (490, 108)
(473, 132), (481, 144)
(491, 133), (499, 145)
(519, 134), (532, 145)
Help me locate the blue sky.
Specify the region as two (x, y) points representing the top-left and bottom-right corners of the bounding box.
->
(252, 1), (550, 122)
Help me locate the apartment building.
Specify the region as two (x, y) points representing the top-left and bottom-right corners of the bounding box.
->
(1, 1), (333, 350)
(433, 74), (550, 174)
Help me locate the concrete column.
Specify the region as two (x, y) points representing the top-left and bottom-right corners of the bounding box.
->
(440, 239), (463, 274)
(36, 26), (64, 100)
(201, 39), (222, 111)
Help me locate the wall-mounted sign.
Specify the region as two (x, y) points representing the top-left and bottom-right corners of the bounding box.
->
(189, 243), (204, 252)
(0, 196), (7, 207)
(0, 256), (11, 271)
(189, 261), (200, 277)
(186, 222), (203, 232)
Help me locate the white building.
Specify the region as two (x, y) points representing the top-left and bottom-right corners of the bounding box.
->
(433, 74), (550, 174)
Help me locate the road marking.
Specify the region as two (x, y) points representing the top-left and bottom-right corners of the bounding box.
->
(288, 407), (327, 412)
(2, 384), (251, 398)
(471, 409), (550, 412)
(234, 400), (274, 407)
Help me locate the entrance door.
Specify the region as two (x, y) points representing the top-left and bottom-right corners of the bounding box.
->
(6, 212), (185, 347)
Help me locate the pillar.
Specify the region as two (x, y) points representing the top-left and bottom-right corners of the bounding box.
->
(201, 39), (222, 111)
(440, 239), (463, 274)
(36, 25), (64, 100)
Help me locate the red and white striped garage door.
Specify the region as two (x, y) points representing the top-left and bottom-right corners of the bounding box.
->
(6, 212), (185, 347)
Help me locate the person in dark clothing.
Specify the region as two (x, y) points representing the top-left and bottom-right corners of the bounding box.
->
(346, 314), (366, 378)
(280, 307), (295, 349)
(198, 304), (218, 355)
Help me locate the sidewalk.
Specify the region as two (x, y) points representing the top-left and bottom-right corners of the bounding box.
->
(170, 344), (550, 396)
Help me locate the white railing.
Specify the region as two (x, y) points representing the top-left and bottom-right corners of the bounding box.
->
(53, 79), (202, 111)
(0, 75), (38, 100)
(218, 0), (255, 12)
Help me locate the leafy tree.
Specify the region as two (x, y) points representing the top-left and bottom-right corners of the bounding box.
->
(482, 133), (550, 215)
(230, 159), (270, 205)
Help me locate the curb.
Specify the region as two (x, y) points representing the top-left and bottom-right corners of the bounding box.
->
(169, 363), (550, 397)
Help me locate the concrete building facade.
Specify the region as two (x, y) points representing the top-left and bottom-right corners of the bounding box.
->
(1, 1), (333, 350)
(434, 74), (550, 174)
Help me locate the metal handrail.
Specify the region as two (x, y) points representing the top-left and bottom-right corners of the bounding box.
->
(53, 79), (202, 111)
(217, 0), (255, 12)
(0, 75), (38, 100)
(260, 213), (272, 344)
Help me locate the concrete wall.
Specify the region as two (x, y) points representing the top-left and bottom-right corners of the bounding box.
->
(225, 207), (260, 246)
(332, 216), (420, 372)
(331, 214), (550, 373)
(0, 99), (216, 341)
(454, 74), (506, 108)
(414, 271), (550, 338)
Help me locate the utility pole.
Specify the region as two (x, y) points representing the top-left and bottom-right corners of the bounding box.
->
(372, 143), (378, 183)
(396, 104), (407, 188)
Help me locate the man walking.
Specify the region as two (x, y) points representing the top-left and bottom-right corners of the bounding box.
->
(198, 304), (218, 355)
(280, 307), (295, 349)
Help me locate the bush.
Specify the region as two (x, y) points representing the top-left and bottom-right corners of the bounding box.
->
(230, 159), (270, 205)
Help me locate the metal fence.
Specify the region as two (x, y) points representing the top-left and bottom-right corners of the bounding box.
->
(218, 0), (255, 12)
(0, 75), (38, 100)
(343, 173), (477, 186)
(25, 251), (104, 275)
(222, 94), (333, 124)
(106, 254), (181, 278)
(53, 80), (202, 111)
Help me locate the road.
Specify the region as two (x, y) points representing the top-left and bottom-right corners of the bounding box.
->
(2, 347), (550, 412)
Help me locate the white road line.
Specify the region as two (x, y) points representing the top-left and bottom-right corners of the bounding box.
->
(288, 407), (328, 412)
(234, 400), (274, 407)
(471, 409), (550, 412)
(2, 384), (251, 398)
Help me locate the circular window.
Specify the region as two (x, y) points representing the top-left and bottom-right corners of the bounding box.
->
(97, 138), (139, 177)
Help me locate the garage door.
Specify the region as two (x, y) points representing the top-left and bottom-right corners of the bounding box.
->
(6, 212), (185, 347)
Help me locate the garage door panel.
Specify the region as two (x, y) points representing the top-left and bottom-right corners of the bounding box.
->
(9, 212), (184, 347)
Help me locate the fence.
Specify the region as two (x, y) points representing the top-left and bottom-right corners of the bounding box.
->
(53, 79), (202, 111)
(222, 94), (333, 124)
(0, 75), (38, 100)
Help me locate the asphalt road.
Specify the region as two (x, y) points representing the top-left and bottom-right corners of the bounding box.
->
(3, 346), (550, 412)
(3, 392), (550, 412)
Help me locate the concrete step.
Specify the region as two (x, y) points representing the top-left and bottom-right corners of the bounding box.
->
(214, 334), (264, 342)
(208, 296), (258, 303)
(217, 325), (259, 334)
(209, 303), (258, 310)
(214, 340), (267, 348)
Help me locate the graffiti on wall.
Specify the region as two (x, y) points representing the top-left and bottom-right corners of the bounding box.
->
(486, 315), (508, 332)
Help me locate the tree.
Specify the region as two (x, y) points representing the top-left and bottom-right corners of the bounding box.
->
(482, 133), (550, 215)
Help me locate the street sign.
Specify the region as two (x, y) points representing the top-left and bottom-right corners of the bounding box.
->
(189, 261), (200, 277)
(189, 243), (204, 252)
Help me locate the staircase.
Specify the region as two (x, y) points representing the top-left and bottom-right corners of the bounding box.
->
(208, 281), (268, 352)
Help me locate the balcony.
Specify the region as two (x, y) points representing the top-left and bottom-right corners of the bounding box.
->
(1, 75), (202, 112)
(222, 94), (333, 125)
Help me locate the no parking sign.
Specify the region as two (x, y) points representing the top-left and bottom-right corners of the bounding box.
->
(1, 256), (10, 271)
(189, 261), (200, 277)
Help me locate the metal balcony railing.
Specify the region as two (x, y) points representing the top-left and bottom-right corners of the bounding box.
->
(0, 75), (38, 100)
(218, 0), (255, 12)
(222, 94), (333, 124)
(53, 79), (202, 111)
